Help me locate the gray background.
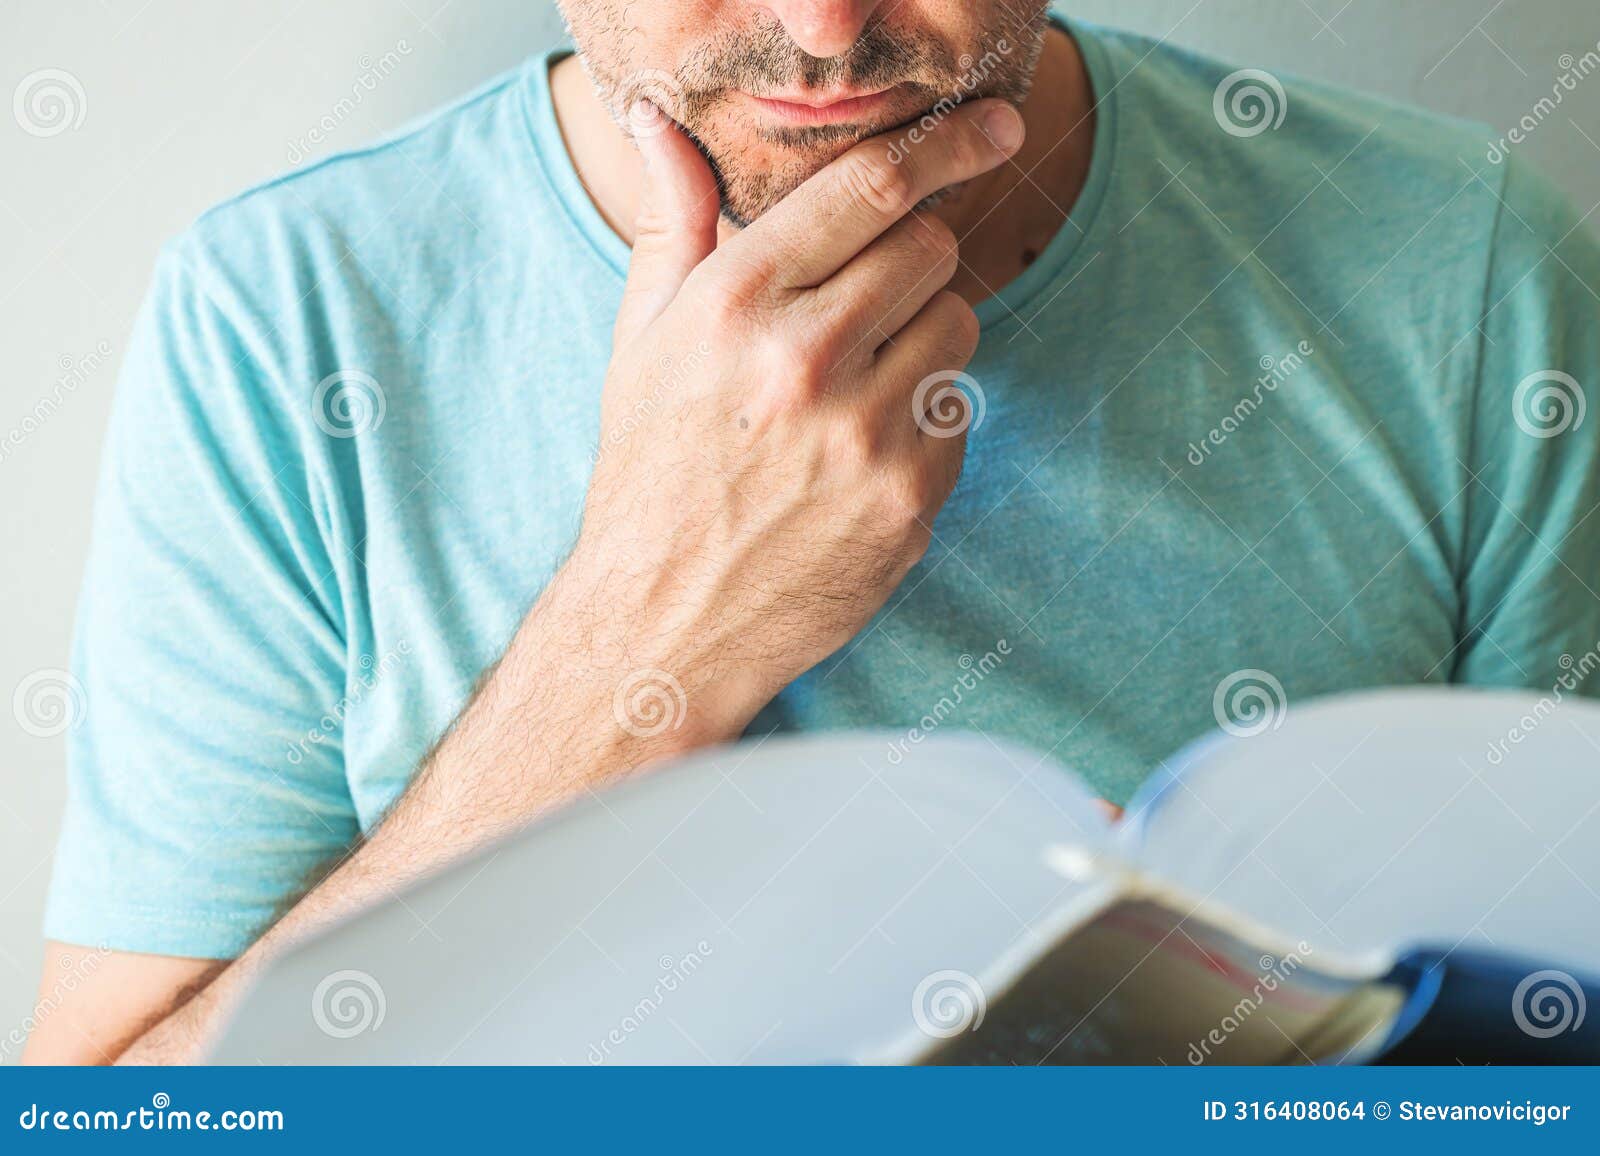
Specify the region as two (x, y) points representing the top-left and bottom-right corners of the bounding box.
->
(2, 0), (1597, 1051)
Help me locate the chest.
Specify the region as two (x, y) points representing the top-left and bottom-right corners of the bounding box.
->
(328, 308), (1468, 815)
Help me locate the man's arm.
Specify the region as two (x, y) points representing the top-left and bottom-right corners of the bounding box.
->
(20, 945), (221, 1065)
(29, 96), (1024, 1065)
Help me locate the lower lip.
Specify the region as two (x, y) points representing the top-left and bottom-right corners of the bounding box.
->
(747, 89), (896, 125)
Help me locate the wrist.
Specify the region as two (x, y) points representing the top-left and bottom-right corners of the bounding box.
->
(549, 534), (778, 751)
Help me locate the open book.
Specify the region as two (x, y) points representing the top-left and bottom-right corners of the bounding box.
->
(212, 687), (1600, 1064)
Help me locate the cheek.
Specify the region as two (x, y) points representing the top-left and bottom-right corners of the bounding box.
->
(890, 0), (984, 49)
(560, 1), (688, 91)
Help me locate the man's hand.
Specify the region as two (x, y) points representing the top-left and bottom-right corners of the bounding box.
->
(573, 96), (1024, 742)
(39, 97), (1022, 1065)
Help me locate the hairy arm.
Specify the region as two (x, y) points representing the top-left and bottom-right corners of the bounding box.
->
(109, 544), (749, 1064)
(27, 545), (729, 1066)
(27, 96), (1023, 1065)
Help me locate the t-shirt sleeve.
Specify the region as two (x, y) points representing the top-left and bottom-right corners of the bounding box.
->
(44, 242), (361, 959)
(1455, 157), (1600, 691)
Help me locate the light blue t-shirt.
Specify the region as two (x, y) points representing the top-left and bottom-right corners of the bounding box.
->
(47, 20), (1600, 958)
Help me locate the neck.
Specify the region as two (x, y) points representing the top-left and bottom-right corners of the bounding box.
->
(550, 26), (1096, 306)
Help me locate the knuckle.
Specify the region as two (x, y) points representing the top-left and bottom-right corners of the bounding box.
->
(933, 291), (981, 352)
(909, 215), (958, 265)
(716, 245), (778, 295)
(761, 336), (828, 399)
(696, 271), (760, 329)
(882, 477), (937, 553)
(811, 332), (857, 384)
(887, 472), (930, 520)
(632, 202), (679, 246)
(837, 414), (887, 463)
(792, 294), (859, 371)
(951, 296), (982, 348)
(841, 151), (917, 218)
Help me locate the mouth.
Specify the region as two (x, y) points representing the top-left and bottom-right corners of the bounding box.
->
(742, 85), (900, 126)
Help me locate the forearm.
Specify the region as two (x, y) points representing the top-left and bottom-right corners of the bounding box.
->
(117, 540), (762, 1064)
(113, 97), (1012, 1064)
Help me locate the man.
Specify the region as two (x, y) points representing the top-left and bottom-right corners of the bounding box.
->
(26, 1), (1600, 1063)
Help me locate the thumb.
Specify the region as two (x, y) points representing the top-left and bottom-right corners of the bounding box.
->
(613, 100), (721, 345)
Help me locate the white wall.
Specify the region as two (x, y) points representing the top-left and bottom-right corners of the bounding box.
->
(2, 0), (1597, 1053)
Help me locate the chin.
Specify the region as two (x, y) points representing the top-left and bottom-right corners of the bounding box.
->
(692, 97), (952, 228)
(692, 133), (857, 229)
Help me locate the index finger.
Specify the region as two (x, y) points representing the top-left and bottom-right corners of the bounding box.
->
(725, 98), (1024, 291)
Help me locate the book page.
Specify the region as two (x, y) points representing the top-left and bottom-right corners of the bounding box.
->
(1123, 688), (1600, 973)
(919, 893), (1403, 1065)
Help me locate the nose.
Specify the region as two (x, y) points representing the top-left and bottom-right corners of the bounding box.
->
(760, 1), (882, 60)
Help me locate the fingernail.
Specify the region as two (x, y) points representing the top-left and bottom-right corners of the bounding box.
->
(980, 104), (1023, 153)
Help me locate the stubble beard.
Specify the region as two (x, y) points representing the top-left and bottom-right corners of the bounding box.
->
(573, 8), (1051, 227)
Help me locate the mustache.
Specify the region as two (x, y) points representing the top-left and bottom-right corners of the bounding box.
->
(680, 17), (957, 95)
